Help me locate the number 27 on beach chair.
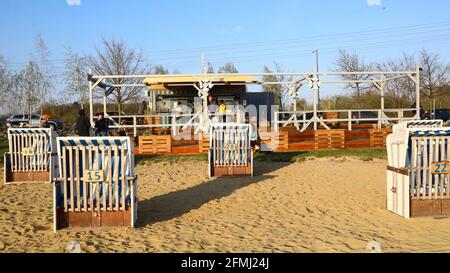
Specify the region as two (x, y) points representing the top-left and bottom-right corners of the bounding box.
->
(4, 128), (57, 184)
(53, 137), (138, 231)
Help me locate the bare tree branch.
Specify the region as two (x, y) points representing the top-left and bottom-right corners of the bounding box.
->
(335, 49), (373, 105)
(87, 38), (150, 114)
(420, 49), (450, 99)
(64, 47), (89, 108)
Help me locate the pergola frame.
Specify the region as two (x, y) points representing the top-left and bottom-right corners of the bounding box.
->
(88, 65), (421, 134)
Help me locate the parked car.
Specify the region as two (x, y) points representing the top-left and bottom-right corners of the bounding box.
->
(434, 109), (450, 122)
(0, 120), (6, 137)
(6, 114), (64, 131)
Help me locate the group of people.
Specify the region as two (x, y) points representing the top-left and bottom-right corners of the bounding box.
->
(75, 109), (110, 137)
(207, 95), (228, 122)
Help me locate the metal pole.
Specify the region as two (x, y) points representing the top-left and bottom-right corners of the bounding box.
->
(89, 70), (94, 127)
(415, 64), (421, 119)
(311, 49), (320, 130)
(313, 49), (320, 107)
(103, 80), (107, 117)
(380, 75), (385, 125)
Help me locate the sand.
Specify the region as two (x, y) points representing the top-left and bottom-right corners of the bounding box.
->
(1, 157), (450, 253)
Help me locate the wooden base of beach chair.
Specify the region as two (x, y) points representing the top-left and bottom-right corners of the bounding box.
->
(53, 136), (138, 231)
(55, 203), (136, 230)
(4, 154), (52, 184)
(5, 170), (50, 184)
(410, 199), (450, 218)
(211, 166), (253, 177)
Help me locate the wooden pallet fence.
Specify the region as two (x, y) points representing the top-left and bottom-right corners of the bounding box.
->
(259, 131), (289, 152)
(323, 112), (340, 127)
(314, 130), (345, 150)
(144, 116), (161, 126)
(369, 128), (392, 148)
(198, 134), (210, 153)
(138, 135), (171, 154)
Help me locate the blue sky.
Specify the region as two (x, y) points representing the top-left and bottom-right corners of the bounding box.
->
(1, 0), (450, 98)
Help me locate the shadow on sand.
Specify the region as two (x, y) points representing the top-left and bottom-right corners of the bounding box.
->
(136, 161), (292, 227)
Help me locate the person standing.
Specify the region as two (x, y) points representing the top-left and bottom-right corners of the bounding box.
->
(75, 109), (91, 137)
(138, 100), (147, 124)
(94, 113), (109, 136)
(219, 100), (227, 122)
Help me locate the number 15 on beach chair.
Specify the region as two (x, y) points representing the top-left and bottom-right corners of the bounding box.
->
(53, 137), (138, 231)
(4, 128), (57, 184)
(208, 124), (253, 177)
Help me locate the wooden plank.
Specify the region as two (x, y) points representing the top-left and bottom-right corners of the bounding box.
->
(423, 139), (429, 199)
(434, 137), (439, 200)
(447, 137), (450, 198)
(424, 138), (433, 199)
(10, 133), (15, 172)
(95, 147), (100, 213)
(74, 146), (81, 212)
(81, 146), (88, 212)
(440, 138), (445, 199)
(138, 135), (172, 154)
(107, 146), (113, 211)
(36, 134), (40, 172)
(101, 146), (106, 211)
(30, 134), (34, 173)
(88, 146), (93, 212)
(44, 134), (48, 172)
(24, 134), (28, 172)
(414, 138), (420, 199)
(114, 146), (119, 211)
(121, 145), (126, 211)
(62, 146), (68, 212)
(69, 146), (74, 212)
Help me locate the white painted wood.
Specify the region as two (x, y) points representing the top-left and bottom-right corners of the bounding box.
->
(5, 128), (57, 184)
(208, 123), (253, 177)
(388, 120), (450, 218)
(54, 136), (138, 228)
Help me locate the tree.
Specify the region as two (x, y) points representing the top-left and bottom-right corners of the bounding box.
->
(335, 49), (373, 106)
(207, 62), (215, 73)
(377, 53), (416, 108)
(0, 55), (12, 109)
(12, 60), (50, 117)
(419, 49), (450, 99)
(88, 38), (149, 115)
(153, 64), (169, 75)
(4, 35), (53, 116)
(262, 63), (291, 110)
(218, 62), (238, 73)
(35, 34), (54, 100)
(64, 47), (89, 108)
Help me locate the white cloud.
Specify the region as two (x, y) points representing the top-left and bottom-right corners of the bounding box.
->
(367, 0), (381, 6)
(66, 0), (81, 6)
(219, 26), (243, 34)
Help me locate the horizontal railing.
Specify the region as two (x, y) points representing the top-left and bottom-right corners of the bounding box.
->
(107, 112), (244, 137)
(274, 108), (418, 131)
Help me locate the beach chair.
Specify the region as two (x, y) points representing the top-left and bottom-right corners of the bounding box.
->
(209, 123), (253, 177)
(53, 137), (137, 231)
(4, 128), (57, 184)
(387, 120), (450, 218)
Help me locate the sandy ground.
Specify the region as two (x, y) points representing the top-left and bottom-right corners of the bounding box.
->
(1, 157), (450, 253)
